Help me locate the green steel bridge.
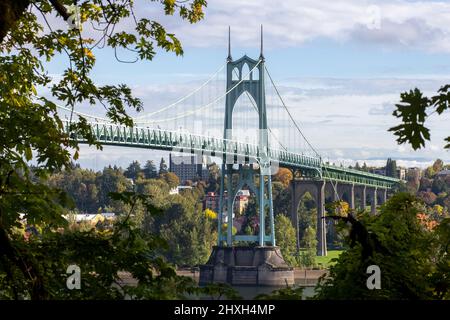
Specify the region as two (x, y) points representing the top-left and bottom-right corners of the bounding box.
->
(59, 30), (399, 256)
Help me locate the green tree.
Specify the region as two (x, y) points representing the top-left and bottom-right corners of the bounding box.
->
(362, 162), (368, 172)
(163, 172), (180, 189)
(96, 166), (132, 212)
(151, 195), (217, 266)
(300, 226), (317, 268)
(48, 167), (99, 213)
(272, 181), (291, 216)
(124, 161), (142, 181)
(432, 178), (447, 195)
(297, 193), (317, 240)
(385, 158), (398, 178)
(275, 214), (297, 266)
(143, 160), (158, 179)
(315, 193), (450, 299)
(424, 166), (436, 179)
(0, 0), (207, 299)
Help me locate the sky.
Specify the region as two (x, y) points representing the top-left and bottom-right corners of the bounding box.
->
(44, 0), (450, 170)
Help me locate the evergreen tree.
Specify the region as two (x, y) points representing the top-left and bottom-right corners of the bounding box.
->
(385, 158), (398, 178)
(362, 162), (368, 172)
(124, 160), (142, 180)
(143, 160), (158, 179)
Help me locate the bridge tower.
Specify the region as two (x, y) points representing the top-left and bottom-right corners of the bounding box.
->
(217, 26), (275, 247)
(200, 27), (293, 286)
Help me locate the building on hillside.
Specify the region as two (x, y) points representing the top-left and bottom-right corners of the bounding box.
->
(234, 190), (250, 214)
(205, 191), (219, 211)
(371, 168), (386, 176)
(68, 213), (116, 226)
(407, 167), (422, 178)
(397, 167), (406, 180)
(203, 190), (249, 215)
(437, 169), (450, 177)
(169, 153), (210, 183)
(169, 185), (193, 195)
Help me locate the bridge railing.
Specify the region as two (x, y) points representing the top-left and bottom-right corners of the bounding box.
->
(322, 163), (400, 188)
(64, 121), (324, 170)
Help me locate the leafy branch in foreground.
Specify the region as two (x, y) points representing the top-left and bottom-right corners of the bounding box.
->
(0, 191), (197, 300)
(389, 86), (450, 150)
(0, 0), (206, 299)
(314, 193), (450, 300)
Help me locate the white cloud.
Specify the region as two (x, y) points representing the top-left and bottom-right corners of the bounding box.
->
(134, 0), (450, 53)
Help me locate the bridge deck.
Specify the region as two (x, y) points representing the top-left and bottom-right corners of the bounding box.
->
(64, 122), (399, 188)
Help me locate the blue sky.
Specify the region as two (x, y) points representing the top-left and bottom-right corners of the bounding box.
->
(44, 0), (450, 170)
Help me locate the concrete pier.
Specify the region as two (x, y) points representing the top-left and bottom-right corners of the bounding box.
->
(199, 246), (294, 286)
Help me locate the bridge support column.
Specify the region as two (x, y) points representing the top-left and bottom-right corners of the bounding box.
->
(290, 180), (300, 253)
(331, 182), (339, 215)
(267, 174), (275, 246)
(382, 188), (387, 204)
(349, 184), (355, 210)
(258, 173), (265, 246)
(360, 186), (366, 211)
(370, 187), (377, 214)
(217, 163), (226, 246)
(226, 164), (234, 246)
(316, 181), (327, 256)
(326, 181), (339, 248)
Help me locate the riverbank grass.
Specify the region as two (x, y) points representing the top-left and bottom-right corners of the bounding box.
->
(315, 250), (343, 268)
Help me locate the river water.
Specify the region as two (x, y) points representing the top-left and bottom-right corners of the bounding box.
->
(233, 285), (317, 300)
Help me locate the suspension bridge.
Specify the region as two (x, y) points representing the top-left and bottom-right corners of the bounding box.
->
(57, 27), (399, 272)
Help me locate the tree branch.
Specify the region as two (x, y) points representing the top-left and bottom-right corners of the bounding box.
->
(48, 0), (71, 21)
(0, 0), (30, 43)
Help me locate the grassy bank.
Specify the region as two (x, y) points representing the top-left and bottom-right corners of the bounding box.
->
(315, 250), (343, 268)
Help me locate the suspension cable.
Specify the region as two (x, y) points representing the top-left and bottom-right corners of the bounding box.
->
(264, 66), (342, 201)
(56, 63), (227, 124)
(133, 63), (226, 120)
(56, 104), (111, 122)
(265, 66), (320, 157)
(231, 68), (288, 152)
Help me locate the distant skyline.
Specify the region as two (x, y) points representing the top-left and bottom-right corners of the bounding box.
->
(42, 0), (450, 170)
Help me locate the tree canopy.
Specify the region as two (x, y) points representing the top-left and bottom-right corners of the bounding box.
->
(314, 193), (450, 300)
